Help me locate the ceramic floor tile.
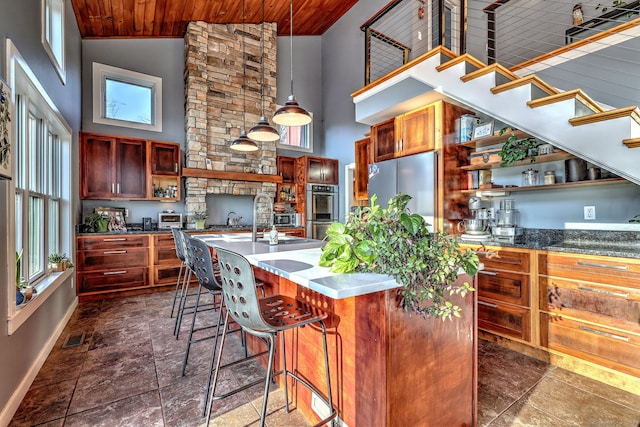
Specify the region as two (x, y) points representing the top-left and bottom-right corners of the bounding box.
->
(488, 398), (576, 427)
(249, 388), (311, 427)
(205, 401), (261, 426)
(64, 390), (164, 427)
(29, 348), (88, 388)
(477, 381), (523, 426)
(9, 378), (76, 427)
(88, 320), (151, 350)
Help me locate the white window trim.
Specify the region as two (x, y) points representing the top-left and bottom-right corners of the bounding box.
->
(92, 62), (163, 132)
(41, 0), (66, 84)
(5, 38), (74, 334)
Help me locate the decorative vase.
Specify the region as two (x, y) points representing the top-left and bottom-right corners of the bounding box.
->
(49, 262), (67, 272)
(15, 290), (24, 305)
(195, 220), (205, 230)
(96, 219), (109, 233)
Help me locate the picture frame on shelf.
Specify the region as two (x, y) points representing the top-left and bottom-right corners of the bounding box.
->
(472, 121), (494, 139)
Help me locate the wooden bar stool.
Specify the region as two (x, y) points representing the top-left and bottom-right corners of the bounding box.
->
(207, 247), (337, 427)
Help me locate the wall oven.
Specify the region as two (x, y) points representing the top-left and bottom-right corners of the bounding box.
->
(306, 184), (339, 240)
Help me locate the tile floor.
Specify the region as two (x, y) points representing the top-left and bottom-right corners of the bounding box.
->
(9, 290), (640, 427)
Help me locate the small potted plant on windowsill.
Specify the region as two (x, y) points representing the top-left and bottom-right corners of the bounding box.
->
(192, 211), (208, 230)
(48, 252), (69, 272)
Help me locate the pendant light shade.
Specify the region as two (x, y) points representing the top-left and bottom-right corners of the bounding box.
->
(248, 116), (281, 141)
(272, 0), (311, 127)
(230, 130), (259, 152)
(230, 0), (259, 152)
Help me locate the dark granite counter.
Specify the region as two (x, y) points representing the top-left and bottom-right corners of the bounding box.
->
(76, 224), (304, 236)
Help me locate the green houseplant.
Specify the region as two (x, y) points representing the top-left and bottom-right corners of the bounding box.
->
(497, 127), (538, 167)
(319, 194), (479, 320)
(48, 252), (69, 272)
(192, 211), (208, 230)
(84, 212), (109, 232)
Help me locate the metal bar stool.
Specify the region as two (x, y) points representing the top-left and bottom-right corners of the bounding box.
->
(169, 228), (187, 318)
(207, 247), (337, 427)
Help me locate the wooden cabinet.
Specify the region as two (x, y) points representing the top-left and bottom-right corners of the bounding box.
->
(283, 227), (306, 238)
(538, 251), (640, 377)
(150, 141), (181, 201)
(153, 234), (185, 286)
(76, 235), (150, 295)
(371, 105), (435, 162)
(305, 156), (338, 184)
(354, 137), (371, 201)
(80, 133), (147, 199)
(464, 245), (532, 342)
(277, 156), (297, 203)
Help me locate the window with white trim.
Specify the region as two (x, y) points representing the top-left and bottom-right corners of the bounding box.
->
(6, 38), (72, 332)
(42, 0), (66, 83)
(92, 62), (163, 132)
(277, 110), (313, 153)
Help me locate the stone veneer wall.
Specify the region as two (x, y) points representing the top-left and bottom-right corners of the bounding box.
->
(184, 21), (278, 215)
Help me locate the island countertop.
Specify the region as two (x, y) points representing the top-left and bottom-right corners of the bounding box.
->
(193, 233), (400, 300)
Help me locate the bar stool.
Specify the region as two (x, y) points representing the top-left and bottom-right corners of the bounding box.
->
(169, 228), (187, 318)
(207, 247), (337, 427)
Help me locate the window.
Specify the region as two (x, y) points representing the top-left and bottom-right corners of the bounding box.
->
(277, 110), (313, 153)
(42, 0), (66, 83)
(6, 39), (72, 333)
(92, 62), (163, 132)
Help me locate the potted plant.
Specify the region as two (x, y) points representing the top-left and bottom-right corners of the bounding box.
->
(319, 194), (479, 320)
(497, 127), (538, 167)
(84, 212), (109, 232)
(192, 211), (208, 230)
(16, 250), (24, 305)
(48, 252), (69, 272)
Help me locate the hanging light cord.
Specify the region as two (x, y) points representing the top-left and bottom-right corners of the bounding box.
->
(289, 0), (294, 96)
(260, 0), (265, 116)
(242, 0), (247, 130)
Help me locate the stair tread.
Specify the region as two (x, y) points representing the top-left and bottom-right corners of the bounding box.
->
(528, 88), (604, 113)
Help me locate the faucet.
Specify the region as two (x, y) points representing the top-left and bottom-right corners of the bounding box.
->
(252, 192), (273, 242)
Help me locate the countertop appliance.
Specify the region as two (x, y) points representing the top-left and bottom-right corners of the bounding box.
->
(158, 212), (183, 229)
(274, 212), (301, 227)
(368, 151), (437, 230)
(306, 184), (339, 240)
(493, 199), (523, 243)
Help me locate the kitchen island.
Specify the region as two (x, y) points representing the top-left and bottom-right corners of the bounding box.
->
(196, 233), (478, 427)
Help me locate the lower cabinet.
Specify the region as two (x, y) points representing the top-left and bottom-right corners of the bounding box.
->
(153, 233), (184, 286)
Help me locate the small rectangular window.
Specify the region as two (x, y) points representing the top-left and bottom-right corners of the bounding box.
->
(277, 110), (313, 153)
(42, 0), (66, 83)
(93, 62), (163, 132)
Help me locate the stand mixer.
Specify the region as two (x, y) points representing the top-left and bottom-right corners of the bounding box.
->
(492, 199), (523, 243)
(459, 197), (492, 241)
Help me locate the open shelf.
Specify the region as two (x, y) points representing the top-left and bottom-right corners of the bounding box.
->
(461, 151), (574, 171)
(460, 177), (629, 194)
(461, 130), (531, 149)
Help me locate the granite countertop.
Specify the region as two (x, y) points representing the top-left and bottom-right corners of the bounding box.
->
(76, 224), (304, 236)
(461, 228), (640, 259)
(194, 233), (400, 300)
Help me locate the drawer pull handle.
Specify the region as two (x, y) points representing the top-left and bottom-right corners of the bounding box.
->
(478, 301), (498, 308)
(103, 270), (127, 275)
(578, 286), (629, 299)
(103, 238), (127, 242)
(577, 261), (628, 271)
(478, 271), (498, 276)
(103, 250), (127, 254)
(475, 251), (496, 255)
(578, 326), (630, 342)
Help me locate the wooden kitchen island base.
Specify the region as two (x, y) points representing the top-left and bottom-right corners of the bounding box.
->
(252, 269), (478, 427)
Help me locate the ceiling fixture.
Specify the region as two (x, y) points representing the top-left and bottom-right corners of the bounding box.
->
(247, 0), (281, 142)
(272, 0), (312, 127)
(230, 0), (259, 152)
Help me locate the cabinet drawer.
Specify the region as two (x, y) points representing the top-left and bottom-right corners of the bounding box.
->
(478, 298), (530, 342)
(155, 246), (181, 265)
(78, 235), (148, 250)
(540, 313), (640, 377)
(478, 270), (529, 306)
(540, 276), (640, 335)
(539, 252), (640, 289)
(473, 248), (530, 273)
(154, 233), (176, 247)
(79, 267), (148, 293)
(154, 265), (185, 285)
(78, 248), (148, 270)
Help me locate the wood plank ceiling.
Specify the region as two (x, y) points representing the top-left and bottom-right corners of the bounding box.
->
(70, 0), (359, 38)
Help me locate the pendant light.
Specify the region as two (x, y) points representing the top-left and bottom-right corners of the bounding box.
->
(230, 0), (259, 152)
(247, 0), (281, 142)
(272, 0), (312, 127)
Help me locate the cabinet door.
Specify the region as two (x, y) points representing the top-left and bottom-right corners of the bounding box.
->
(307, 157), (324, 183)
(80, 134), (115, 199)
(278, 156), (296, 183)
(372, 118), (396, 162)
(321, 158), (339, 184)
(400, 105), (435, 156)
(150, 142), (180, 176)
(115, 139), (147, 198)
(354, 137), (370, 200)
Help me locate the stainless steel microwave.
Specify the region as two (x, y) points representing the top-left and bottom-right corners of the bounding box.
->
(158, 212), (183, 229)
(273, 213), (301, 227)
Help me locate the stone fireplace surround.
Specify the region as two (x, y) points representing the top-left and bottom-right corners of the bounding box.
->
(184, 21), (279, 217)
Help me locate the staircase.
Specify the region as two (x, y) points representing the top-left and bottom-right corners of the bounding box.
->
(352, 46), (640, 186)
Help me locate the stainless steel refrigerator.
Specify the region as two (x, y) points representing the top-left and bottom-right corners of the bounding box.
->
(368, 151), (437, 230)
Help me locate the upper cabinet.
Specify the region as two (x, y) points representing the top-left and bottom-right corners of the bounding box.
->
(80, 133), (147, 199)
(81, 132), (182, 201)
(371, 105), (435, 162)
(304, 156), (339, 185)
(276, 156), (297, 203)
(354, 137), (371, 201)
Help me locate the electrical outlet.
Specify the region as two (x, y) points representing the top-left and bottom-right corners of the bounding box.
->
(584, 206), (596, 220)
(311, 393), (330, 419)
